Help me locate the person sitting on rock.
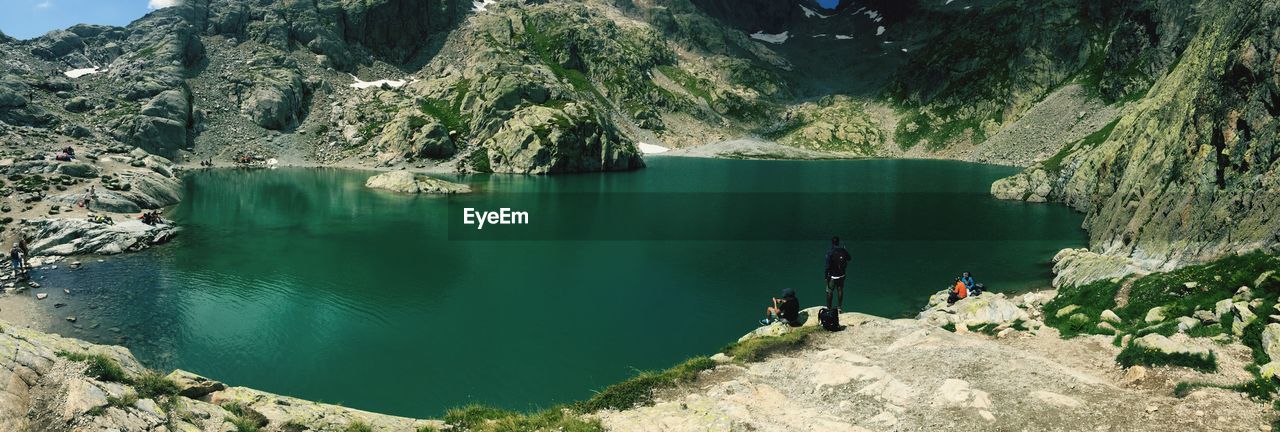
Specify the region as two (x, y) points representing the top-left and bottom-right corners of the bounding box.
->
(140, 211), (162, 226)
(761, 288), (800, 326)
(947, 277), (968, 305)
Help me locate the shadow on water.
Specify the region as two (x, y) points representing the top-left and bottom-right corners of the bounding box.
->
(30, 158), (1086, 418)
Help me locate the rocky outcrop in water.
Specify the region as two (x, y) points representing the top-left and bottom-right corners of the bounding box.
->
(23, 219), (178, 256)
(365, 170), (470, 194)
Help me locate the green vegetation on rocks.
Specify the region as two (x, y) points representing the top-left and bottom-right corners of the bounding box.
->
(1044, 252), (1280, 401)
(721, 326), (820, 363)
(1116, 342), (1217, 372)
(571, 356), (716, 413)
(56, 351), (128, 383)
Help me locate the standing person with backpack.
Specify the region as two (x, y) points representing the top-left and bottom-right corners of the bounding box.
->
(824, 236), (851, 312)
(9, 242), (24, 281)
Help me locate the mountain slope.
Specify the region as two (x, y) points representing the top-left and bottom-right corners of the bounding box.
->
(993, 0), (1280, 269)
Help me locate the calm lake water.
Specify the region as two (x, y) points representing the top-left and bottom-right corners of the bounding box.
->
(29, 157), (1085, 417)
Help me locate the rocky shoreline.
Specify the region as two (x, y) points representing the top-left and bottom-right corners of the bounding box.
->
(3, 248), (1275, 431)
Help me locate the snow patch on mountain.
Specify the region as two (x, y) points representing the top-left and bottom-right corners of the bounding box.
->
(63, 67), (101, 79)
(472, 0), (496, 12)
(750, 31), (790, 44)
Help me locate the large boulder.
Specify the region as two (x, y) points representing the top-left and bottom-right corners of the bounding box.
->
(241, 68), (306, 130)
(991, 167), (1053, 202)
(375, 112), (456, 163)
(24, 218), (178, 256)
(1100, 309), (1123, 324)
(1132, 334), (1211, 358)
(1214, 299), (1234, 321)
(1262, 324), (1280, 362)
(113, 116), (188, 154)
(482, 104), (643, 174)
(1049, 248), (1144, 289)
(63, 97), (93, 113)
(56, 162), (99, 178)
(113, 89), (193, 154)
(30, 30), (85, 59)
(364, 171), (470, 194)
(140, 89), (191, 123)
(1234, 302), (1258, 337)
(166, 369), (226, 399)
(1144, 307), (1167, 323)
(917, 292), (1029, 327)
(0, 87), (27, 108)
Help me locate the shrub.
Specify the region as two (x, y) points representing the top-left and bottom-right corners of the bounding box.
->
(133, 371), (179, 400)
(1116, 345), (1217, 372)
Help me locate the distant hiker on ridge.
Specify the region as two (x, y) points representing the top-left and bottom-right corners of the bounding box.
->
(824, 236), (851, 312)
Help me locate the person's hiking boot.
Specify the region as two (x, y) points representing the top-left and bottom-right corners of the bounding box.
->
(759, 319), (771, 326)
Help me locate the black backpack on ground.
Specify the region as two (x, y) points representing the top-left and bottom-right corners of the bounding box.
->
(819, 307), (841, 331)
(827, 246), (851, 277)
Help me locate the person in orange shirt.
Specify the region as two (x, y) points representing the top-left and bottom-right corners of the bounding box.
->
(947, 277), (968, 305)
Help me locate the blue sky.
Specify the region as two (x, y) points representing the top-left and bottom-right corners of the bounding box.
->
(0, 0), (165, 40)
(0, 0), (840, 40)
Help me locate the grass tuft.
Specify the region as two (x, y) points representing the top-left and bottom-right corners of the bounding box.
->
(342, 421), (374, 432)
(222, 401), (268, 432)
(56, 351), (127, 383)
(572, 356), (716, 413)
(721, 326), (820, 363)
(133, 370), (179, 400)
(443, 404), (602, 432)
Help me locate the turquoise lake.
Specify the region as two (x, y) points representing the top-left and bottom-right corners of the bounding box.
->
(30, 157), (1086, 418)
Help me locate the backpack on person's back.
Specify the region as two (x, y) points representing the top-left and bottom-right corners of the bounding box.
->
(826, 246), (851, 278)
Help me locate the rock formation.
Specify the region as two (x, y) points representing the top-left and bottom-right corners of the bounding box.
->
(364, 170), (470, 194)
(0, 322), (441, 431)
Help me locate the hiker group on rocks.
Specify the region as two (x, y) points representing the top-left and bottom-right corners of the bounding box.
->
(761, 236), (852, 331)
(948, 271), (987, 305)
(762, 235), (992, 330)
